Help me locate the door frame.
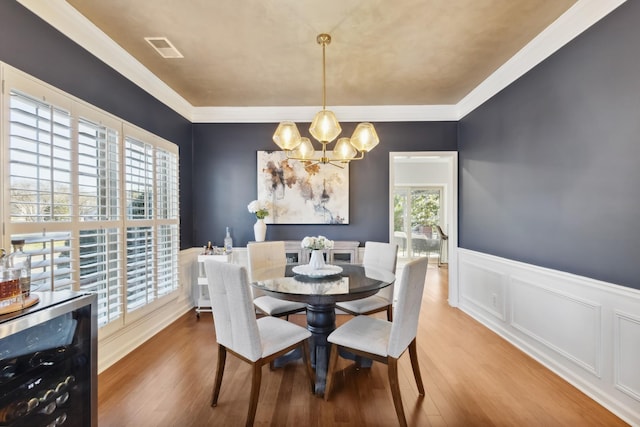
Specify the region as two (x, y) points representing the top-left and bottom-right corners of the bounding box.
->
(389, 151), (459, 307)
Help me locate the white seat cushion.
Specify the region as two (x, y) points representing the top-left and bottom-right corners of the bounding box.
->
(336, 295), (390, 313)
(334, 241), (397, 315)
(327, 315), (391, 357)
(254, 295), (306, 316)
(257, 316), (311, 358)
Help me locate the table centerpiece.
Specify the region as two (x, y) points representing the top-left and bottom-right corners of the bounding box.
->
(302, 235), (333, 269)
(290, 236), (342, 277)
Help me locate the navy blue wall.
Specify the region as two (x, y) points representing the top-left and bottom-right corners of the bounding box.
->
(458, 1), (640, 289)
(192, 122), (457, 248)
(0, 1), (194, 248)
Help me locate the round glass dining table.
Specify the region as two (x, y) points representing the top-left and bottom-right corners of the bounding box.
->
(252, 264), (395, 395)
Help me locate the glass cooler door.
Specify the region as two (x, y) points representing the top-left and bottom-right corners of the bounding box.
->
(0, 292), (96, 427)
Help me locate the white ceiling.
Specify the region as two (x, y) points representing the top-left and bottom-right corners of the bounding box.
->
(18, 0), (627, 121)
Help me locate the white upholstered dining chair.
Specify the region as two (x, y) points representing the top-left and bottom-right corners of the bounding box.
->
(203, 259), (314, 427)
(324, 256), (428, 427)
(247, 241), (306, 318)
(336, 241), (398, 320)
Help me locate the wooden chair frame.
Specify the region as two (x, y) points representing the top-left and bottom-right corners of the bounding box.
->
(337, 302), (393, 321)
(212, 340), (314, 426)
(324, 338), (424, 427)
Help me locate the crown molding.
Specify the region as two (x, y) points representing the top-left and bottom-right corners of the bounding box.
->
(17, 0), (193, 121)
(190, 105), (458, 123)
(18, 0), (628, 123)
(456, 0), (628, 119)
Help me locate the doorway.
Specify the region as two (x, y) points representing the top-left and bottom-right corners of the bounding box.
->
(389, 152), (458, 307)
(393, 187), (443, 261)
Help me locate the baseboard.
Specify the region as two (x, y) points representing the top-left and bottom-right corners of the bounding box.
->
(97, 248), (200, 373)
(97, 298), (193, 373)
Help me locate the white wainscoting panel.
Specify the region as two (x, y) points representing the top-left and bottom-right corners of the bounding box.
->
(459, 261), (507, 321)
(510, 277), (601, 376)
(615, 310), (640, 402)
(458, 248), (640, 426)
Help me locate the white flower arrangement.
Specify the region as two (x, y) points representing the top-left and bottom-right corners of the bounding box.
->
(301, 235), (334, 250)
(247, 200), (271, 219)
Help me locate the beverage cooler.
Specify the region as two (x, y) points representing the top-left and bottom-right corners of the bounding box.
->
(0, 292), (97, 427)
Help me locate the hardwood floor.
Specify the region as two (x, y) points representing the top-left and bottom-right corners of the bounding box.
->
(98, 265), (627, 426)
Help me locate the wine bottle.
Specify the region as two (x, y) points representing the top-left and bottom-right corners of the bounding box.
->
(8, 240), (31, 297)
(0, 359), (17, 382)
(0, 397), (39, 423)
(223, 227), (233, 253)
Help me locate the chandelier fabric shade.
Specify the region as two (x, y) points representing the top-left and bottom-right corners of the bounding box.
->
(272, 34), (379, 167)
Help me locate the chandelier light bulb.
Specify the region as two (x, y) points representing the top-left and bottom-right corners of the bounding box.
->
(333, 138), (357, 162)
(350, 123), (379, 152)
(309, 110), (341, 143)
(291, 137), (315, 160)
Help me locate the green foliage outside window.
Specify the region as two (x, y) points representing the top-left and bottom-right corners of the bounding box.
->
(394, 190), (440, 234)
(411, 192), (440, 230)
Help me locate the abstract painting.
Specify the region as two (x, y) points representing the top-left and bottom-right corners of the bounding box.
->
(257, 151), (349, 224)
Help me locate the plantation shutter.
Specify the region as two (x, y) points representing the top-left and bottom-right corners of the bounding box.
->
(77, 117), (120, 221)
(126, 226), (155, 312)
(79, 228), (122, 327)
(3, 67), (180, 332)
(9, 90), (72, 222)
(10, 232), (74, 292)
(125, 137), (154, 220)
(156, 224), (178, 297)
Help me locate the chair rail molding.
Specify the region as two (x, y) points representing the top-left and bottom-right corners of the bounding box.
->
(458, 248), (640, 426)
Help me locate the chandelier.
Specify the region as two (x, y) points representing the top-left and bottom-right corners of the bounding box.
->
(272, 34), (379, 167)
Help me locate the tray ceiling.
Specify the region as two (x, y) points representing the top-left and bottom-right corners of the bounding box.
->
(65, 0), (576, 108)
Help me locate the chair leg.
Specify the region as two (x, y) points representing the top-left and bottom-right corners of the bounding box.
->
(388, 357), (408, 427)
(408, 339), (425, 395)
(387, 304), (393, 322)
(302, 340), (315, 393)
(246, 362), (262, 427)
(324, 344), (340, 401)
(211, 344), (227, 407)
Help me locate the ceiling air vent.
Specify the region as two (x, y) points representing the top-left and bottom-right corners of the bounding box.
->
(144, 37), (183, 58)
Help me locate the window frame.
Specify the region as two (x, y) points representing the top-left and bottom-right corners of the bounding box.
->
(1, 63), (180, 337)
